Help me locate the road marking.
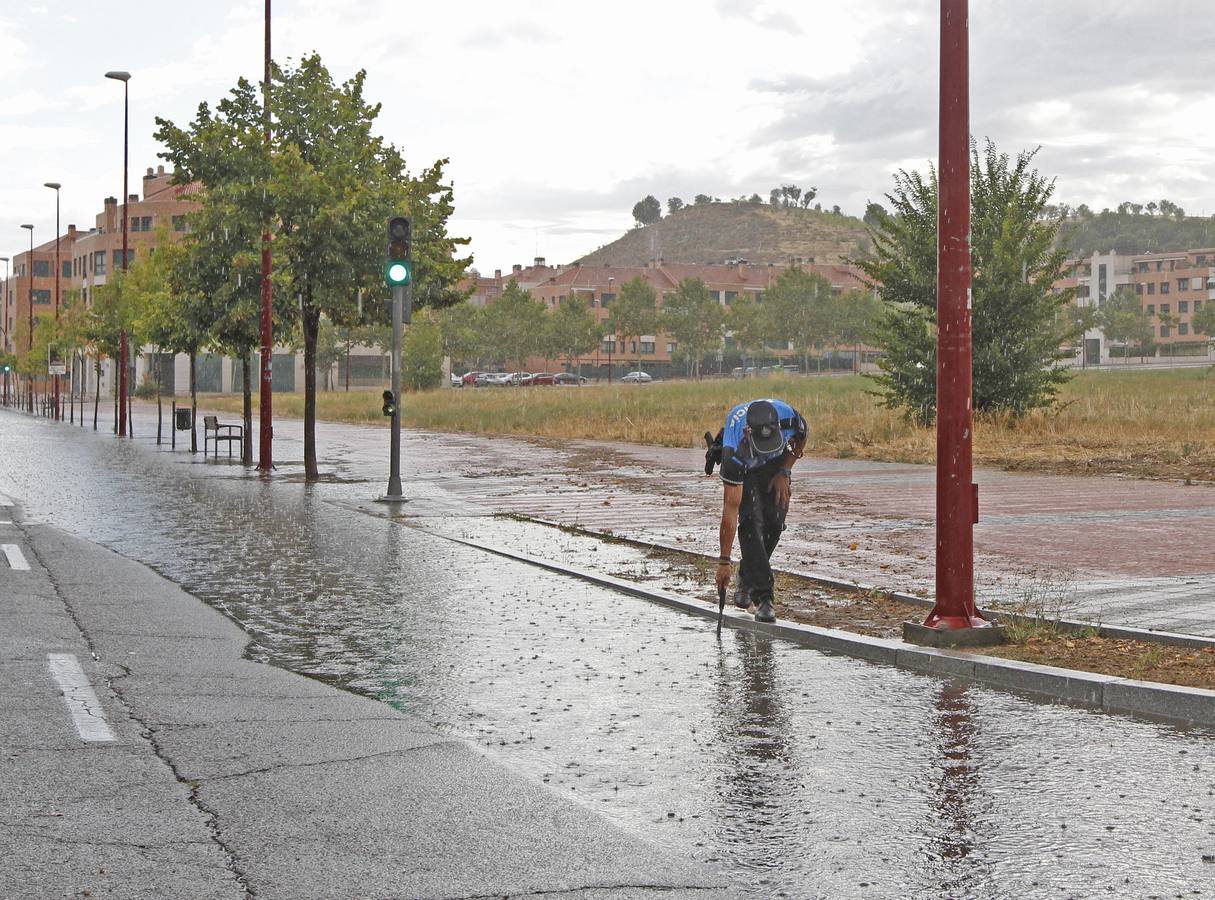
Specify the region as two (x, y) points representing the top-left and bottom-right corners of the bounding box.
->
(2, 544), (29, 570)
(47, 654), (117, 743)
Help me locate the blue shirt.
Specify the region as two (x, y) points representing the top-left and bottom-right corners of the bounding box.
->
(719, 398), (806, 485)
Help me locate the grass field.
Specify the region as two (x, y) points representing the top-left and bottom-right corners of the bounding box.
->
(203, 366), (1215, 481)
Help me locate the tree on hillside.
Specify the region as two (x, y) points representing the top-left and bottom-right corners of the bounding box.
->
(157, 54), (468, 480)
(667, 197), (684, 215)
(607, 276), (658, 373)
(661, 278), (723, 379)
(863, 202), (888, 228)
(1098, 286), (1154, 363)
(486, 280), (545, 372)
(761, 266), (832, 371)
(694, 194), (713, 206)
(860, 140), (1078, 423)
(632, 195), (662, 226)
(549, 295), (601, 375)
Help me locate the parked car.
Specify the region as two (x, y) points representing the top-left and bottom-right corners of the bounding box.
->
(552, 373), (587, 385)
(461, 371), (485, 386)
(485, 372), (514, 386)
(621, 371), (653, 383)
(530, 372), (557, 385)
(474, 372), (506, 386)
(450, 373), (463, 388)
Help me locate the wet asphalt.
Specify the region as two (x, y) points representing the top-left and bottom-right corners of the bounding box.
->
(2, 405), (1214, 898)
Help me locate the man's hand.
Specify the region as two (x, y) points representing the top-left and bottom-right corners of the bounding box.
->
(715, 561), (732, 592)
(771, 470), (791, 509)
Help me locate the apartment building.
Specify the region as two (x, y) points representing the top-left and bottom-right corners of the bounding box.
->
(462, 257), (565, 306)
(1057, 252), (1134, 365)
(1131, 249), (1215, 353)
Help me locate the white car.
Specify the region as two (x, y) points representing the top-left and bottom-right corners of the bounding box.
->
(484, 372), (513, 386)
(621, 371), (652, 383)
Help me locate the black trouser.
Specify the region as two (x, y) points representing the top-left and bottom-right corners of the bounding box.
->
(737, 459), (788, 604)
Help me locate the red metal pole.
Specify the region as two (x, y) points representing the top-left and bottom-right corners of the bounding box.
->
(52, 186), (60, 420)
(118, 78), (130, 439)
(924, 0), (985, 630)
(257, 0), (274, 472)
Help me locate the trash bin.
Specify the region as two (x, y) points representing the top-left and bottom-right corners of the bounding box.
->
(175, 408), (193, 431)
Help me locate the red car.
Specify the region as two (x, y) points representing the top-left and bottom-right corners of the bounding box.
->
(529, 373), (556, 385)
(461, 371), (485, 386)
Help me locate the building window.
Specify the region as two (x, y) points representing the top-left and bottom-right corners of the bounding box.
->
(667, 342), (676, 354)
(1179, 323), (1189, 336)
(1135, 283), (1143, 295)
(1193, 277), (1205, 291)
(33, 260), (50, 277)
(1178, 278), (1189, 292)
(1146, 304), (1155, 314)
(724, 291), (738, 305)
(1179, 301), (1189, 313)
(172, 216), (187, 232)
(1147, 283), (1155, 295)
(1160, 303), (1170, 314)
(62, 261), (71, 278)
(1160, 325), (1171, 338)
(1155, 261), (1163, 272)
(112, 249), (135, 268)
(33, 289), (51, 305)
(1197, 255), (1207, 265)
(1195, 301), (1204, 312)
(1076, 285), (1090, 298)
(601, 339), (616, 354)
(600, 293), (615, 308)
(1137, 262), (1149, 273)
(94, 251), (107, 275)
(1098, 263), (1107, 301)
(1160, 282), (1169, 294)
(640, 341), (656, 354)
(141, 216), (152, 231)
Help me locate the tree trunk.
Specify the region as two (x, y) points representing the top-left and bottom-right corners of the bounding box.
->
(302, 301), (320, 481)
(93, 359), (100, 431)
(241, 353), (253, 466)
(345, 343), (350, 391)
(189, 351), (198, 454)
(112, 362), (118, 433)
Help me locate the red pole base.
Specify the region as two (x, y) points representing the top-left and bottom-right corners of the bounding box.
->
(922, 610), (991, 630)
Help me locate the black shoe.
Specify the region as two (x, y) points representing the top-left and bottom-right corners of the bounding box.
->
(754, 597), (776, 623)
(733, 588), (751, 609)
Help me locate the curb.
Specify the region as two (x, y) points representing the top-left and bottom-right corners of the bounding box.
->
(517, 516), (1215, 653)
(413, 522), (1215, 730)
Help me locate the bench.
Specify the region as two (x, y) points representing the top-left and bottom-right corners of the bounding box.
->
(203, 415), (244, 459)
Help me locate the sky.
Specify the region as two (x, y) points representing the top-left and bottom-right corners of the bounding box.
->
(2, 0), (1214, 273)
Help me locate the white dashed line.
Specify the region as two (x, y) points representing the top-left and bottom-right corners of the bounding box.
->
(2, 544), (29, 570)
(47, 654), (117, 743)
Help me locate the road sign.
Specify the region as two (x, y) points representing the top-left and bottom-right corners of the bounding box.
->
(48, 344), (66, 376)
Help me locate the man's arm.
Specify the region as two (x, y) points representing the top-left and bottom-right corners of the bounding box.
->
(770, 430), (806, 508)
(716, 483), (743, 591)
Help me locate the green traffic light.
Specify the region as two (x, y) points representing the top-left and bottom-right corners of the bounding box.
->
(386, 260), (412, 286)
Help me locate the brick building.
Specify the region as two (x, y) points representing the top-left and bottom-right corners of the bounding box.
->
(1130, 250), (1215, 354)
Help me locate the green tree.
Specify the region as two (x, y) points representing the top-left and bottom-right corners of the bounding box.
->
(485, 281), (545, 372)
(1192, 296), (1215, 346)
(726, 292), (767, 368)
(607, 276), (658, 374)
(1098, 286), (1154, 363)
(761, 267), (832, 371)
(440, 302), (486, 372)
(860, 141), (1078, 423)
(547, 295), (601, 375)
(157, 53), (470, 480)
(661, 277), (722, 379)
(403, 310), (443, 390)
(632, 195), (662, 226)
(834, 289), (882, 373)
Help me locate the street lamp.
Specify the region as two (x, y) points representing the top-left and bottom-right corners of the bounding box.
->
(0, 256), (8, 406)
(44, 182), (61, 419)
(105, 70), (131, 438)
(20, 224), (33, 412)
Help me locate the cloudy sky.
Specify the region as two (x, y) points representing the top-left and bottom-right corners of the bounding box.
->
(2, 1), (1213, 272)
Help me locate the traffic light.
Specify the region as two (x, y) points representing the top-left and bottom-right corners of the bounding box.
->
(382, 390), (396, 417)
(385, 216), (412, 286)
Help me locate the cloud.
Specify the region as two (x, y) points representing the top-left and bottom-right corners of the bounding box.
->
(715, 0), (802, 35)
(461, 21), (557, 49)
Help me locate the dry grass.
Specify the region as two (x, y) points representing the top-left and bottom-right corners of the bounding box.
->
(203, 366), (1215, 480)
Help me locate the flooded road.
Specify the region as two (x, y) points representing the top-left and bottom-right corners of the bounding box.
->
(2, 407), (1213, 897)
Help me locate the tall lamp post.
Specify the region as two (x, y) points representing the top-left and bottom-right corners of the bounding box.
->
(21, 224), (34, 412)
(257, 0), (274, 471)
(0, 256), (8, 406)
(44, 182), (61, 420)
(105, 70), (131, 439)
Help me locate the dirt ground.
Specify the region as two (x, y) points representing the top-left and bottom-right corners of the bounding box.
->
(639, 546), (1215, 691)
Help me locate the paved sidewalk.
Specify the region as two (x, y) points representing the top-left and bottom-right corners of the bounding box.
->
(0, 494), (728, 899)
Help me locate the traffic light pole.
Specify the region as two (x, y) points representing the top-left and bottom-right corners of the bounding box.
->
(384, 282), (405, 500)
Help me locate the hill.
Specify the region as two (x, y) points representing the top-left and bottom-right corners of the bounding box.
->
(1058, 211), (1215, 257)
(577, 202), (870, 267)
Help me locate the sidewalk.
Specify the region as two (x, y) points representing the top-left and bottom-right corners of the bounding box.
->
(0, 495), (728, 898)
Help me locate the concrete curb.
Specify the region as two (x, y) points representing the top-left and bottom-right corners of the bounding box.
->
(519, 516), (1215, 653)
(419, 525), (1215, 730)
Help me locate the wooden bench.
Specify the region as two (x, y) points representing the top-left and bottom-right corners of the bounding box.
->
(203, 415), (244, 459)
